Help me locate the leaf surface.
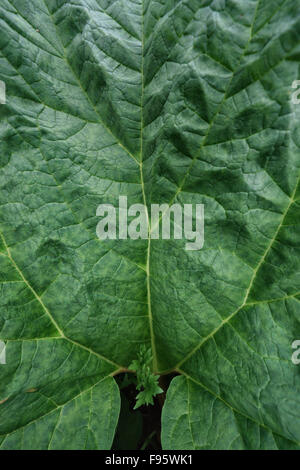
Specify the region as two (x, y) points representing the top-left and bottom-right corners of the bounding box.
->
(0, 0), (300, 450)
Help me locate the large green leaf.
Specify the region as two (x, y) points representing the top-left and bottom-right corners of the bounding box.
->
(0, 0), (300, 450)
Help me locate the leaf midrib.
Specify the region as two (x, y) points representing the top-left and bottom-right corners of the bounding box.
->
(138, 0), (158, 373)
